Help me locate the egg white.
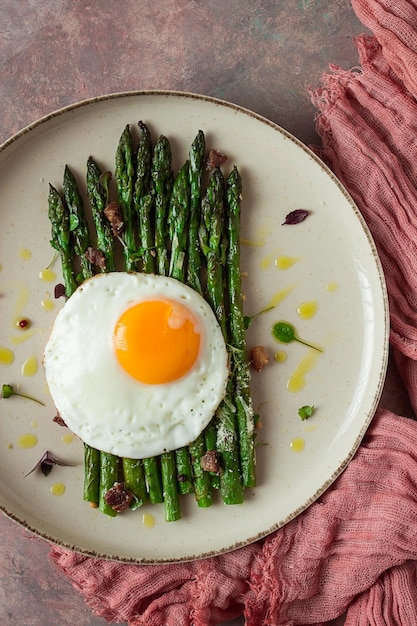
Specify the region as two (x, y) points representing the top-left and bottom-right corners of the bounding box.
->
(44, 272), (229, 458)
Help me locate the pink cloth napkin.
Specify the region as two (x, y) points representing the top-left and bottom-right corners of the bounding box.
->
(50, 1), (417, 623)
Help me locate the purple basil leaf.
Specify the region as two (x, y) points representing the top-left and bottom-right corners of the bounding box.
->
(40, 461), (54, 477)
(282, 209), (311, 225)
(24, 450), (74, 478)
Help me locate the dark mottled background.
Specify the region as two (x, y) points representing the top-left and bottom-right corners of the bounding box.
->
(2, 0), (365, 148)
(0, 2), (410, 625)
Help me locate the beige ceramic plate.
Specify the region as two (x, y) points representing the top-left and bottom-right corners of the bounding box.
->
(0, 91), (388, 563)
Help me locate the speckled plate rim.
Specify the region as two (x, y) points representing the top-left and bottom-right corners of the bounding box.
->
(0, 90), (389, 563)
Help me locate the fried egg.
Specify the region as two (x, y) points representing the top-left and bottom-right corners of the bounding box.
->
(44, 272), (229, 458)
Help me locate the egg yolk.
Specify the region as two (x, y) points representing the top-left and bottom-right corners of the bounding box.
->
(113, 299), (201, 384)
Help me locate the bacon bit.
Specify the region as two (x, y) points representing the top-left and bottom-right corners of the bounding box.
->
(85, 246), (106, 270)
(54, 283), (66, 299)
(201, 450), (221, 474)
(104, 201), (124, 237)
(206, 149), (228, 170)
(104, 482), (133, 512)
(250, 346), (270, 372)
(53, 413), (67, 427)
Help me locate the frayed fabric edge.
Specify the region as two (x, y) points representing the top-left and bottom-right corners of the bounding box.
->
(49, 549), (116, 622)
(309, 34), (381, 142)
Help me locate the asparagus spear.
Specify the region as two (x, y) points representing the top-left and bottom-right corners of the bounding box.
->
(115, 124), (136, 270)
(129, 125), (174, 507)
(137, 194), (155, 273)
(47, 184), (77, 297)
(226, 166), (256, 488)
(173, 448), (193, 496)
(134, 121), (152, 207)
(134, 122), (154, 273)
(168, 160), (190, 280)
(188, 160), (224, 498)
(98, 451), (119, 517)
(86, 156), (116, 272)
(142, 457), (164, 504)
(82, 443), (100, 505)
(185, 135), (218, 504)
(199, 169), (227, 332)
(131, 129), (167, 504)
(62, 165), (93, 280)
(167, 160), (196, 496)
(203, 422), (220, 490)
(161, 450), (182, 522)
(122, 457), (147, 510)
(139, 133), (182, 515)
(189, 434), (213, 507)
(199, 168), (244, 505)
(187, 130), (205, 294)
(150, 141), (183, 514)
(151, 135), (173, 275)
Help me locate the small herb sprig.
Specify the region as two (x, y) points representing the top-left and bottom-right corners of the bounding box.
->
(244, 305), (275, 329)
(272, 321), (323, 353)
(298, 405), (315, 421)
(1, 384), (45, 406)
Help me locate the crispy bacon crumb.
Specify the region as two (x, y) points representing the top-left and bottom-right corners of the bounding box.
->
(53, 412), (67, 427)
(104, 201), (124, 237)
(85, 246), (106, 269)
(201, 449), (221, 474)
(104, 482), (133, 512)
(206, 149), (228, 170)
(250, 346), (270, 372)
(54, 283), (66, 299)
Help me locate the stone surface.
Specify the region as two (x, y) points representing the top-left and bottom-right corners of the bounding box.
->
(0, 2), (407, 625)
